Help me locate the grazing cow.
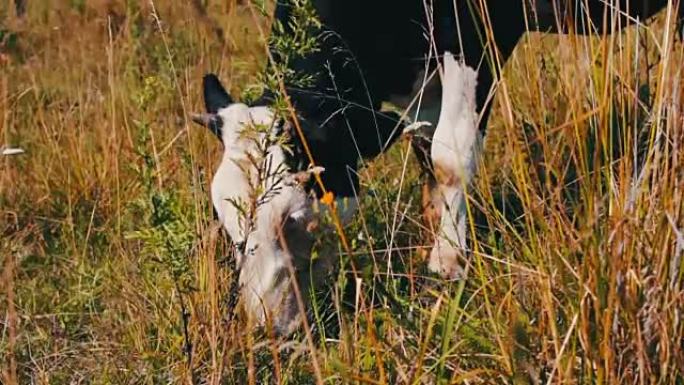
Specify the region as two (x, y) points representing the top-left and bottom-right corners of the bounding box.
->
(195, 0), (682, 332)
(262, 0), (682, 278)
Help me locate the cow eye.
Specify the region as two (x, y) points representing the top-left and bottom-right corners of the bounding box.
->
(234, 240), (246, 254)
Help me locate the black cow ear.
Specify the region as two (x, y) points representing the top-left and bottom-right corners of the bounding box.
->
(203, 74), (233, 113)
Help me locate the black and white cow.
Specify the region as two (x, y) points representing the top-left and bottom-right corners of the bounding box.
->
(194, 0), (682, 333)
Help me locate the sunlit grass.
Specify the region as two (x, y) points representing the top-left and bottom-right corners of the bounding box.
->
(1, 1), (682, 384)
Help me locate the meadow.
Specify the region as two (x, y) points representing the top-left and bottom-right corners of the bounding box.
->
(1, 1), (683, 383)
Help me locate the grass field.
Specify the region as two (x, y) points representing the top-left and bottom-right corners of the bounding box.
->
(1, 1), (683, 383)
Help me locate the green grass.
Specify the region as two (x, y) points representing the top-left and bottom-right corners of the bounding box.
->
(2, 1), (683, 384)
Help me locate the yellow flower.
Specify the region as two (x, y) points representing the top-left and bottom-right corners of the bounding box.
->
(320, 191), (334, 206)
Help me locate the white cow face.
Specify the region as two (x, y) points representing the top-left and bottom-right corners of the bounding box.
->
(192, 74), (319, 334)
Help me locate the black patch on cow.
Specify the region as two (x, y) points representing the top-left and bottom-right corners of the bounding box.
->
(267, 0), (519, 198)
(266, 0), (675, 200)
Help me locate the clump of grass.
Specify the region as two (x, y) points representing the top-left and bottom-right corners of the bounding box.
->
(1, 1), (683, 384)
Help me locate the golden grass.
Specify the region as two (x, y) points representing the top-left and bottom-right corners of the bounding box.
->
(1, 1), (683, 383)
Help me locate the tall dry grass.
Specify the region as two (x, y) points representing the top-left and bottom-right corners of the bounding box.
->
(1, 1), (682, 384)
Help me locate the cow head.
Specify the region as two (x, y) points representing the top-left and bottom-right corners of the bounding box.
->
(193, 74), (320, 334)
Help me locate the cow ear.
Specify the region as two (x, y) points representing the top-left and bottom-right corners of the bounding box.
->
(191, 113), (223, 139)
(203, 74), (233, 113)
